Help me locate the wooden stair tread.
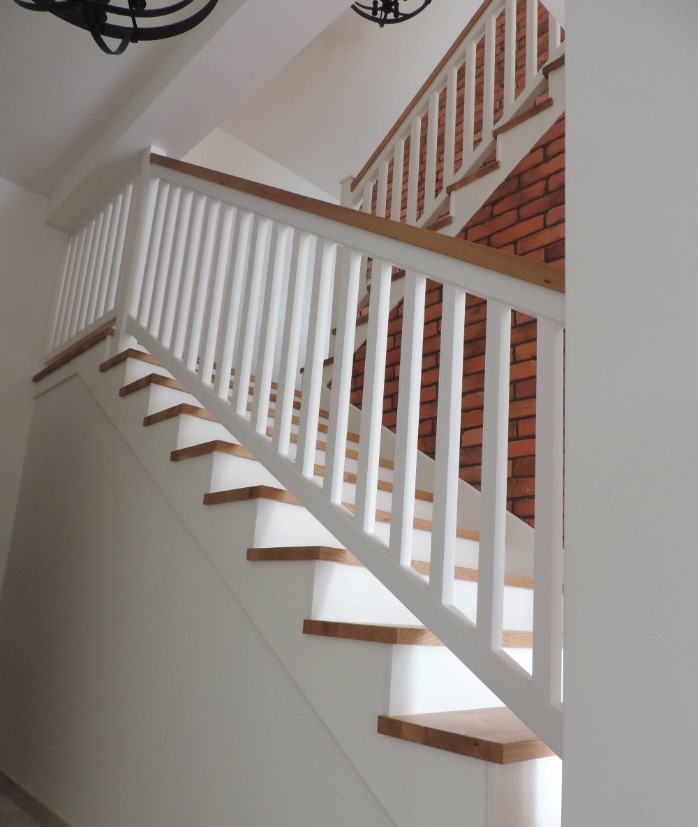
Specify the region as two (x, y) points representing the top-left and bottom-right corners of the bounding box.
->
(170, 440), (254, 462)
(313, 463), (433, 503)
(300, 356), (334, 375)
(377, 708), (554, 764)
(203, 485), (299, 507)
(265, 427), (395, 471)
(542, 52), (565, 78)
(247, 547), (533, 590)
(342, 502), (479, 542)
(143, 403), (217, 426)
(247, 546), (360, 565)
(33, 321), (115, 382)
(120, 373), (185, 397)
(447, 160), (501, 195)
(99, 348), (160, 372)
(425, 213), (454, 232)
(492, 97), (555, 139)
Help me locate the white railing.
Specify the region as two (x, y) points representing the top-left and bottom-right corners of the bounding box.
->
(44, 181), (134, 360)
(345, 0), (563, 230)
(42, 153), (565, 755)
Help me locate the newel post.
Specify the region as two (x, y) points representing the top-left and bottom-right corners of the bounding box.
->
(106, 146), (162, 357)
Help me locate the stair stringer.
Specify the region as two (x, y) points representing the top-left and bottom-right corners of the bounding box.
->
(31, 343), (533, 827)
(125, 319), (563, 756)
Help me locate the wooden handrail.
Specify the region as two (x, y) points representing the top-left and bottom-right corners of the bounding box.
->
(350, 0), (494, 193)
(151, 154), (564, 294)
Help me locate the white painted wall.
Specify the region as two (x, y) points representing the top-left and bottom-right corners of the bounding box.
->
(0, 376), (393, 827)
(184, 129), (337, 201)
(563, 1), (698, 824)
(0, 177), (62, 591)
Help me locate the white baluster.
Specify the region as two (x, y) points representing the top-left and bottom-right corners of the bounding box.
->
(477, 300), (512, 649)
(482, 13), (497, 147)
(148, 185), (182, 336)
(444, 67), (458, 188)
(533, 318), (564, 705)
(138, 182), (170, 326)
(389, 270), (426, 566)
(463, 46), (476, 166)
(185, 199), (221, 374)
(376, 161), (389, 219)
(77, 214), (103, 330)
(355, 259), (392, 533)
(424, 92), (440, 215)
(252, 224), (293, 434)
(54, 234), (79, 348)
(104, 185), (132, 315)
(200, 205), (236, 388)
(362, 180), (373, 215)
(68, 220), (96, 337)
(297, 239), (337, 477)
(232, 217), (273, 417)
(526, 0), (539, 85)
(406, 115), (421, 225)
(45, 239), (73, 354)
(172, 193), (207, 360)
(549, 17), (561, 53)
(160, 189), (193, 348)
(324, 248), (362, 503)
(390, 140), (405, 221)
(86, 202), (113, 326)
(503, 0), (517, 114)
(272, 231), (313, 456)
(214, 210), (254, 400)
(430, 284), (466, 605)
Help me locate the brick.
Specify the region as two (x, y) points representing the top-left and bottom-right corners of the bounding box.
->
(490, 180), (546, 217)
(518, 187), (565, 220)
(519, 153), (565, 187)
(466, 208), (519, 243)
(516, 222), (565, 255)
(489, 215), (545, 247)
(512, 457), (536, 477)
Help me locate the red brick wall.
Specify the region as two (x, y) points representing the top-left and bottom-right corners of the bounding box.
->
(351, 115), (565, 526)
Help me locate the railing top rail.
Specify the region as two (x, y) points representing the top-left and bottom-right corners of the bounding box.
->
(350, 0), (496, 193)
(151, 154), (564, 296)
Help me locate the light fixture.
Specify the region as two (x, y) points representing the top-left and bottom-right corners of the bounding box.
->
(351, 0), (432, 26)
(13, 0), (219, 55)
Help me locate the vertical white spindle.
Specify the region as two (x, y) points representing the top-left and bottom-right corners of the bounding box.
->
(232, 216), (273, 417)
(324, 249), (362, 503)
(477, 300), (512, 649)
(297, 239), (337, 477)
(526, 0), (539, 84)
(482, 13), (497, 147)
(104, 185), (132, 315)
(362, 180), (373, 215)
(185, 199), (221, 373)
(214, 210), (254, 400)
(503, 0), (517, 113)
(406, 115), (421, 224)
(160, 189), (193, 348)
(463, 46), (476, 165)
(78, 214), (103, 330)
(148, 185), (182, 336)
(532, 318), (564, 705)
(172, 193), (207, 360)
(444, 67), (458, 188)
(549, 17), (561, 52)
(252, 224), (293, 434)
(138, 182), (170, 326)
(272, 232), (313, 456)
(390, 140), (405, 221)
(54, 235), (79, 348)
(354, 259), (392, 533)
(430, 284), (466, 605)
(45, 240), (73, 354)
(200, 205), (235, 388)
(86, 203), (113, 325)
(376, 161), (389, 219)
(389, 271), (427, 566)
(62, 227), (87, 341)
(424, 92), (440, 214)
(68, 220), (96, 337)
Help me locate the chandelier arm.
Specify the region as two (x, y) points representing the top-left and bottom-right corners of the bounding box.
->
(351, 0), (432, 25)
(107, 0), (199, 18)
(13, 0), (79, 10)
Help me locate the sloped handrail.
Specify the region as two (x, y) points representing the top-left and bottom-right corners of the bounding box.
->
(42, 152), (565, 756)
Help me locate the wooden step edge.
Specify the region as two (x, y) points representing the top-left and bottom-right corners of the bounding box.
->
(342, 503), (479, 542)
(367, 267), (407, 291)
(170, 440), (254, 462)
(33, 321), (115, 382)
(99, 348), (160, 373)
(299, 356), (334, 375)
(425, 214), (454, 232)
(410, 560), (533, 590)
(120, 373), (185, 397)
(266, 427), (396, 471)
(377, 708), (554, 764)
(313, 464), (432, 502)
(143, 403), (217, 427)
(492, 97), (555, 139)
(542, 52), (565, 78)
(447, 161), (501, 195)
(203, 485), (299, 507)
(303, 619), (441, 646)
(247, 546), (361, 565)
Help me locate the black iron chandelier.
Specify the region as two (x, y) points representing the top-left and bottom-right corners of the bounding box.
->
(12, 0), (219, 55)
(351, 0), (432, 26)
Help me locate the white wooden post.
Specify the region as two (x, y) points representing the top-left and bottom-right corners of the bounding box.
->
(148, 186), (181, 336)
(526, 0), (539, 85)
(406, 116), (421, 225)
(482, 13), (497, 147)
(172, 193), (207, 360)
(424, 92), (440, 215)
(138, 182), (170, 327)
(160, 189), (194, 348)
(185, 199), (221, 374)
(503, 0), (517, 114)
(463, 45), (477, 168)
(444, 67), (458, 188)
(390, 141), (405, 221)
(104, 185), (132, 317)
